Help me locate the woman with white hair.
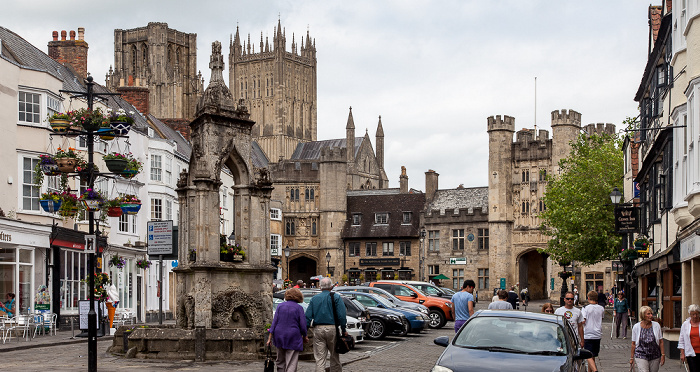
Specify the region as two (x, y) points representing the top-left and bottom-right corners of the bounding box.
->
(679, 304), (700, 371)
(630, 305), (665, 372)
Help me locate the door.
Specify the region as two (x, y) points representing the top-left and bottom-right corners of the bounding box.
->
(136, 276), (142, 322)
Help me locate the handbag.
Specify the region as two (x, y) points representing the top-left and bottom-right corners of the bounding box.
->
(264, 345), (274, 372)
(330, 292), (354, 354)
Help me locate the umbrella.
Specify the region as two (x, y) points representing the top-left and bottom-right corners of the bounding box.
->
(432, 274), (449, 280)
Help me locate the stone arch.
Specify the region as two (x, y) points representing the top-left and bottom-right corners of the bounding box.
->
(288, 254), (318, 284)
(517, 248), (549, 300)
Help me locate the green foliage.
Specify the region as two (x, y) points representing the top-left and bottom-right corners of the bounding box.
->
(539, 131), (623, 265)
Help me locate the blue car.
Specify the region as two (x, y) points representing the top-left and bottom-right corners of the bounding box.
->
(338, 291), (428, 333)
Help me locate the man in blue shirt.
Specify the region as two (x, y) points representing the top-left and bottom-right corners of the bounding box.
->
(305, 277), (348, 372)
(451, 279), (475, 332)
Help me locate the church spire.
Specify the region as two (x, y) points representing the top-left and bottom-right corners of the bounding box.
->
(376, 115), (384, 170)
(346, 106), (355, 164)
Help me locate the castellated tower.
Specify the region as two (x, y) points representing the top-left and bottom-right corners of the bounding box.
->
(487, 115), (515, 288)
(229, 20), (317, 163)
(551, 109), (582, 174)
(106, 22), (203, 120)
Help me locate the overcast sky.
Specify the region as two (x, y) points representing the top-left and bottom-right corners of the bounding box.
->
(2, 1), (650, 190)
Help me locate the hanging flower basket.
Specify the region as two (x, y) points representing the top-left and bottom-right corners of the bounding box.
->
(56, 158), (77, 173)
(107, 206), (123, 217)
(79, 189), (104, 211)
(40, 192), (62, 213)
(119, 156), (142, 179)
(107, 108), (135, 136)
(110, 121), (132, 136)
(104, 158), (128, 173)
(634, 236), (651, 250)
(57, 192), (79, 218)
(39, 155), (60, 176)
(120, 194), (141, 215)
(136, 259), (151, 270)
(104, 198), (123, 217)
(97, 127), (115, 141)
(49, 119), (71, 133)
(620, 247), (639, 261)
(70, 108), (105, 132)
(109, 255), (126, 269)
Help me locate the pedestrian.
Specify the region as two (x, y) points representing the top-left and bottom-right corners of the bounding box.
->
(305, 277), (347, 372)
(582, 291), (605, 372)
(555, 291), (584, 347)
(520, 287), (530, 307)
(294, 280), (303, 289)
(678, 304), (700, 372)
(597, 289), (607, 307)
(491, 290), (499, 303)
(267, 287), (308, 372)
(630, 305), (665, 372)
(488, 289), (513, 310)
(506, 286), (519, 309)
(0, 292), (15, 317)
(541, 302), (555, 314)
(451, 279), (475, 332)
(611, 284), (618, 296)
(614, 292), (630, 339)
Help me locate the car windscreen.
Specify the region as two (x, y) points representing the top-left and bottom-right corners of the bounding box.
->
(418, 285), (443, 296)
(454, 317), (567, 355)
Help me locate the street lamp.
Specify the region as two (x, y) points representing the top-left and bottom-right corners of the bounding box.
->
(284, 245), (291, 280)
(610, 187), (622, 205)
(326, 252), (331, 278)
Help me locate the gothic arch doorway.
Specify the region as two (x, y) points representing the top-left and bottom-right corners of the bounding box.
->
(518, 250), (548, 300)
(289, 256), (318, 285)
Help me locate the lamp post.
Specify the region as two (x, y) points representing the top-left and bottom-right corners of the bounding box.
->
(284, 245), (290, 281)
(610, 186), (635, 313)
(419, 229), (426, 281)
(227, 230), (236, 246)
(326, 252), (331, 279)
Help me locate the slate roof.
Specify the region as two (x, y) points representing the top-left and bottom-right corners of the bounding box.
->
(251, 141), (269, 168)
(342, 191), (425, 239)
(148, 114), (192, 160)
(290, 137), (364, 160)
(425, 187), (488, 215)
(0, 26), (149, 133)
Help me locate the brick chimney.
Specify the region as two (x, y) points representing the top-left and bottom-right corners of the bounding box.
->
(399, 166), (409, 194)
(48, 28), (89, 80)
(116, 86), (149, 117)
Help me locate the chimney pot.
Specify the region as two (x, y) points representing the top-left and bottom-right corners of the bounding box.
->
(60, 30), (67, 41)
(78, 27), (85, 41)
(69, 30), (75, 41)
(52, 31), (58, 41)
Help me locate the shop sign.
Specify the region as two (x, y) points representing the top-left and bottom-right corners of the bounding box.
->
(681, 236), (699, 261)
(614, 206), (639, 233)
(359, 258), (400, 266)
(449, 257), (467, 265)
(0, 231), (11, 242)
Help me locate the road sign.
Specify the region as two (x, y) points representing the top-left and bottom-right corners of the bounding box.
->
(449, 257), (467, 265)
(147, 220), (173, 255)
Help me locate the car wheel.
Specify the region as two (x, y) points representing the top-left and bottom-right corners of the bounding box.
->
(428, 309), (446, 329)
(366, 319), (387, 339)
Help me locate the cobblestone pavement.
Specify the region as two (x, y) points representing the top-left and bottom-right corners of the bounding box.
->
(0, 300), (688, 371)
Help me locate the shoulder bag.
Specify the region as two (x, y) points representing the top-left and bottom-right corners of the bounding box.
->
(330, 292), (354, 354)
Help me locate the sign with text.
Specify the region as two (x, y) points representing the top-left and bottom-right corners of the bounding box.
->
(449, 257), (467, 265)
(147, 220), (173, 255)
(359, 258), (400, 266)
(84, 235), (96, 254)
(614, 206), (639, 233)
(78, 300), (101, 330)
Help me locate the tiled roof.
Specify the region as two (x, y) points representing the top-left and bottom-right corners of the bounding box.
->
(426, 187), (488, 214)
(148, 114), (192, 160)
(290, 137), (363, 160)
(342, 192), (425, 239)
(251, 141), (269, 168)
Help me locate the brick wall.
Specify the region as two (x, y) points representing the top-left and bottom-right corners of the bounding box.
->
(160, 118), (192, 141)
(47, 29), (88, 80)
(117, 86), (149, 116)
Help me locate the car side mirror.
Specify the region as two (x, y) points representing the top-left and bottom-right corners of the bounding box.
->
(574, 348), (593, 361)
(434, 336), (450, 347)
(411, 292), (418, 298)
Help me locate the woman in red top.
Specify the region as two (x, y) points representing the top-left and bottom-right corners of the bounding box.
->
(679, 304), (700, 372)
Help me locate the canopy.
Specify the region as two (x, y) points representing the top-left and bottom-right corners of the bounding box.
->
(310, 275), (325, 281)
(432, 274), (450, 280)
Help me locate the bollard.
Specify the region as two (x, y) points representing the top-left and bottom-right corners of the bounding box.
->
(70, 317), (75, 339)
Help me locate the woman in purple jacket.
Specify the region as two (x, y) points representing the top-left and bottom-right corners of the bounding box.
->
(267, 287), (308, 372)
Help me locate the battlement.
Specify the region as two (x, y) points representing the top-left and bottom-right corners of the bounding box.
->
(487, 115), (515, 132)
(551, 109), (581, 127)
(424, 206), (488, 223)
(583, 123), (616, 136)
(320, 146), (346, 162)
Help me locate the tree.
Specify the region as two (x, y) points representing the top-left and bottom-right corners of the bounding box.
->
(539, 132), (623, 265)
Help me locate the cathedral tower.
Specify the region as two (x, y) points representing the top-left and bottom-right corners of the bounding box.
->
(106, 22), (203, 120)
(229, 20), (317, 163)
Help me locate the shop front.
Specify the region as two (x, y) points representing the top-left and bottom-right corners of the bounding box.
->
(0, 218), (51, 316)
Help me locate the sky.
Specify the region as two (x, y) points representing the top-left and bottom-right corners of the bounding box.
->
(2, 1), (650, 190)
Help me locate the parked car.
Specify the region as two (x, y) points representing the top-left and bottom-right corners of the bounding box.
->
(333, 286), (429, 315)
(340, 296), (407, 339)
(370, 281), (453, 328)
(432, 310), (592, 372)
(272, 295), (365, 345)
(377, 280), (453, 300)
(338, 291), (428, 333)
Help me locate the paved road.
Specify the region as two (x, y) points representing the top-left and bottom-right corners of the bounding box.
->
(1, 300), (688, 371)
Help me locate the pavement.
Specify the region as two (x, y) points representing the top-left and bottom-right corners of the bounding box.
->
(0, 299), (688, 371)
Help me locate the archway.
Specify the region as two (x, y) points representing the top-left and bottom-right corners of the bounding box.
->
(289, 256), (318, 285)
(518, 249), (548, 300)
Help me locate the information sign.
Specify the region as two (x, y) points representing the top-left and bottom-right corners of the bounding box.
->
(147, 220), (173, 255)
(78, 300), (101, 330)
(449, 257), (467, 265)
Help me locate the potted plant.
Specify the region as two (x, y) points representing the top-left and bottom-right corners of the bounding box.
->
(54, 147), (81, 172)
(120, 194), (141, 215)
(107, 108), (135, 136)
(40, 192), (62, 213)
(70, 108), (105, 132)
(47, 112), (72, 132)
(38, 154), (60, 176)
(620, 246), (639, 261)
(57, 192), (79, 218)
(634, 235), (651, 250)
(80, 188), (104, 211)
(109, 255), (126, 269)
(104, 197), (123, 217)
(103, 152), (130, 173)
(81, 272), (111, 302)
(136, 259), (151, 270)
(120, 156), (143, 179)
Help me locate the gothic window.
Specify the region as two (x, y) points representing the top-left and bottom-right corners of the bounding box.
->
(305, 187), (315, 202)
(522, 169), (530, 183)
(285, 218), (296, 236)
(290, 188), (299, 202)
(142, 44), (148, 69)
(539, 169), (547, 181)
(521, 201), (530, 214)
(131, 45), (138, 74)
(176, 47), (181, 65)
(311, 218), (317, 236)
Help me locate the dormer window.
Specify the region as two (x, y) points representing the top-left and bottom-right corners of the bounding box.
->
(375, 213), (388, 224)
(402, 212), (412, 224)
(352, 214), (361, 225)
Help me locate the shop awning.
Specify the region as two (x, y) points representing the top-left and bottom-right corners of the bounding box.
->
(636, 242), (680, 276)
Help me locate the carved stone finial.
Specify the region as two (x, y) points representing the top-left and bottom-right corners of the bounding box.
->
(209, 41), (225, 84)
